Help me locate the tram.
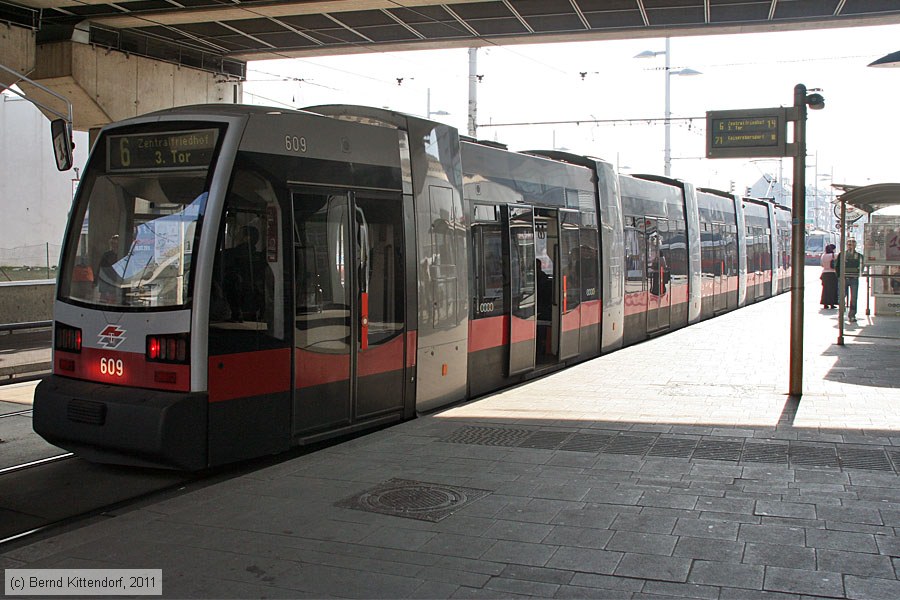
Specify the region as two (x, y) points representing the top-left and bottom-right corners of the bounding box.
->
(804, 229), (838, 265)
(33, 104), (790, 470)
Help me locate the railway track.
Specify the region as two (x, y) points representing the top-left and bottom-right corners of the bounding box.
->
(0, 452), (74, 475)
(0, 455), (198, 546)
(0, 443), (321, 548)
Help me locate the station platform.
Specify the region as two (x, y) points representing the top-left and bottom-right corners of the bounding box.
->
(3, 269), (900, 599)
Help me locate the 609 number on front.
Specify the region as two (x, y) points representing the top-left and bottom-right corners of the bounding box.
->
(99, 357), (124, 377)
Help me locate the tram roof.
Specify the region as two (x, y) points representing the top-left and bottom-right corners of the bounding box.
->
(9, 0), (900, 71)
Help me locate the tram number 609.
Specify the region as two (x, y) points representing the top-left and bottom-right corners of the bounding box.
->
(285, 135), (307, 153)
(100, 357), (124, 377)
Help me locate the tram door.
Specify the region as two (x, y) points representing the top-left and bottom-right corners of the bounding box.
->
(646, 217), (671, 332)
(292, 189), (406, 436)
(505, 205), (536, 376)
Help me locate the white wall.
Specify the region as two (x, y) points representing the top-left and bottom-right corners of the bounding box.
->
(0, 91), (89, 267)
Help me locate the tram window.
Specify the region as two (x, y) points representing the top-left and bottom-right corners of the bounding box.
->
(427, 186), (461, 329)
(472, 223), (505, 318)
(293, 192), (351, 354)
(624, 217), (645, 292)
(209, 163), (288, 353)
(356, 195), (404, 345)
(559, 218), (581, 312)
(509, 224), (535, 319)
(579, 228), (599, 302)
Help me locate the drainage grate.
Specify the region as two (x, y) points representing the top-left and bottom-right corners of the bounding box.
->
(519, 431), (573, 450)
(604, 435), (657, 456)
(692, 440), (744, 461)
(838, 448), (893, 471)
(647, 437), (698, 458)
(789, 444), (839, 468)
(335, 478), (490, 522)
(442, 426), (532, 447)
(440, 427), (900, 474)
(741, 443), (789, 464)
(560, 433), (614, 453)
(888, 450), (900, 471)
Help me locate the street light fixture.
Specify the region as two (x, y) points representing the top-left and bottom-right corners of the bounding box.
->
(868, 50), (900, 68)
(634, 38), (701, 177)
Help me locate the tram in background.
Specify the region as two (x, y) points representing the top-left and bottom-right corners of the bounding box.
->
(805, 229), (838, 265)
(33, 104), (791, 470)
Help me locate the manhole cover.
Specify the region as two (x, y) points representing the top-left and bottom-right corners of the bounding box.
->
(335, 478), (491, 522)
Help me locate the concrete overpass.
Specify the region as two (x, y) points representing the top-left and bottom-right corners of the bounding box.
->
(2, 0), (900, 132)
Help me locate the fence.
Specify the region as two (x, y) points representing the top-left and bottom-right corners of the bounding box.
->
(0, 243), (62, 281)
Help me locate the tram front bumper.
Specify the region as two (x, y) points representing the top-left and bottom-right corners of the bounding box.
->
(33, 375), (208, 471)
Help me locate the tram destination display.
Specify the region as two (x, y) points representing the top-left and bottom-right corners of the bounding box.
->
(108, 129), (219, 172)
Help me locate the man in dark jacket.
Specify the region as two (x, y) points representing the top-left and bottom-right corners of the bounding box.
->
(837, 238), (863, 321)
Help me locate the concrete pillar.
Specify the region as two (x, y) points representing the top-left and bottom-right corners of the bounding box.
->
(0, 23), (36, 87)
(16, 40), (242, 131)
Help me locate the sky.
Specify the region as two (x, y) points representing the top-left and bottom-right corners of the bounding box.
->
(244, 22), (900, 198)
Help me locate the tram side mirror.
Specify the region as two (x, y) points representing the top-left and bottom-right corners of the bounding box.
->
(50, 118), (73, 171)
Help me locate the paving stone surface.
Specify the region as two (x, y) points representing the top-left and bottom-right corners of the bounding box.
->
(3, 269), (900, 598)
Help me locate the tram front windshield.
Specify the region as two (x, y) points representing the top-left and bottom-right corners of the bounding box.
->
(806, 235), (826, 254)
(58, 126), (221, 309)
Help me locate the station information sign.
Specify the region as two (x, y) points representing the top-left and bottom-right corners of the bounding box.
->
(706, 108), (792, 159)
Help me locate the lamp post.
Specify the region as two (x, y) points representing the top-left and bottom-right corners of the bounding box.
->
(788, 83), (825, 398)
(635, 38), (701, 177)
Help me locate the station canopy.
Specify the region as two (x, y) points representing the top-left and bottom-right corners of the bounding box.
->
(7, 0), (900, 62)
(839, 183), (900, 214)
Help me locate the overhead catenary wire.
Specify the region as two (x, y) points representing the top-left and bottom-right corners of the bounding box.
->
(478, 115), (707, 128)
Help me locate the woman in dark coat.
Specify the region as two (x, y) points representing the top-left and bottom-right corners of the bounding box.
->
(820, 243), (838, 309)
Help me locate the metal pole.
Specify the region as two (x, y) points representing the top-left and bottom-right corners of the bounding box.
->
(813, 152), (818, 229)
(467, 48), (478, 137)
(664, 38), (672, 177)
(789, 83), (807, 397)
(838, 200), (846, 345)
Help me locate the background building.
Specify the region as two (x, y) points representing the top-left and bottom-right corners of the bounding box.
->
(0, 91), (88, 278)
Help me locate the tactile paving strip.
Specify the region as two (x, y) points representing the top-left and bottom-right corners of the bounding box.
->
(335, 478), (490, 522)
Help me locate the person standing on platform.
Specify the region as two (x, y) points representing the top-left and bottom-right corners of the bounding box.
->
(819, 243), (838, 309)
(837, 238), (863, 322)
